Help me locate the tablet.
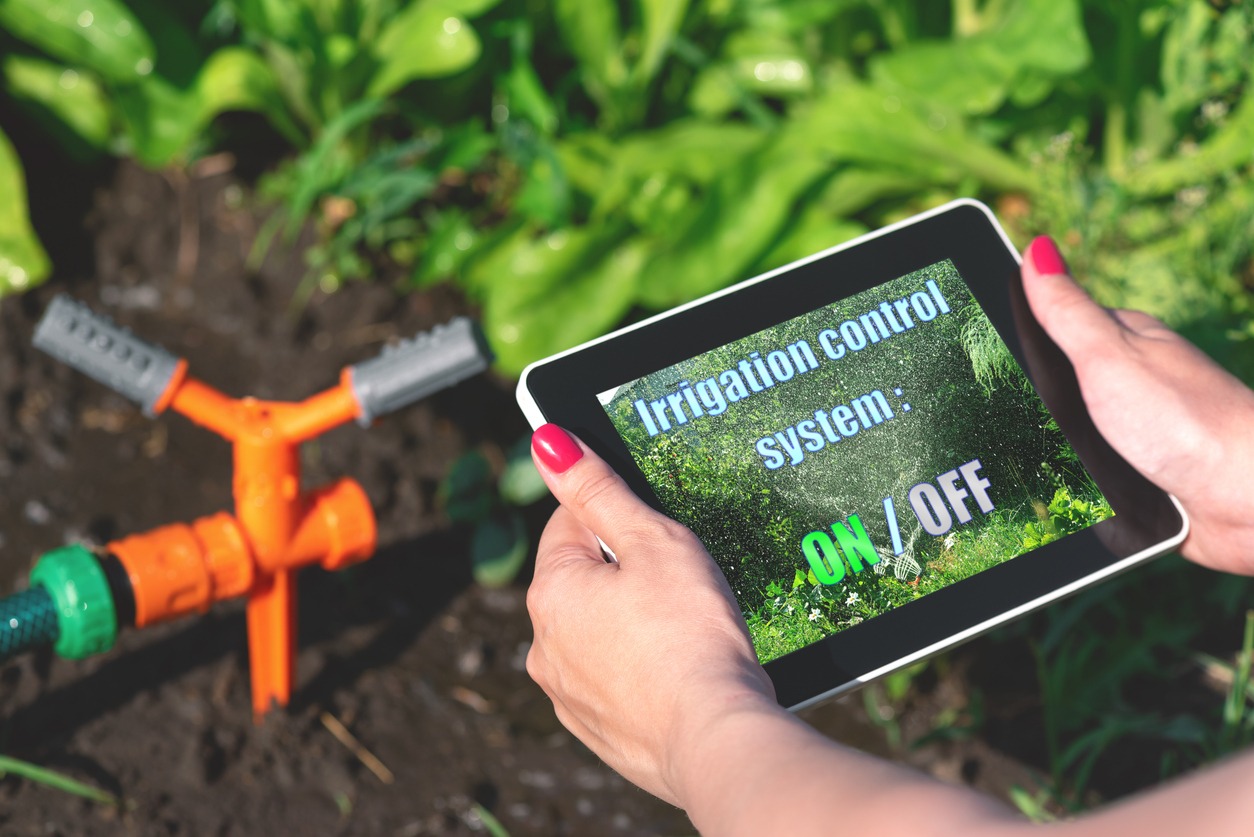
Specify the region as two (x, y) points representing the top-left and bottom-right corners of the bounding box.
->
(516, 200), (1187, 710)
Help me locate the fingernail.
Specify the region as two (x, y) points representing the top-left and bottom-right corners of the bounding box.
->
(1026, 236), (1069, 276)
(533, 424), (584, 473)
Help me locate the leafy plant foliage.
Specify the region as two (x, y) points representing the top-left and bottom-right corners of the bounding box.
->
(1, 1), (1250, 378)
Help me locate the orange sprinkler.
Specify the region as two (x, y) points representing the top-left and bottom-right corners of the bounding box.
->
(7, 296), (491, 720)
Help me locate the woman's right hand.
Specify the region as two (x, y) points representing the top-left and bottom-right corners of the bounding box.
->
(1022, 236), (1254, 576)
(525, 425), (778, 807)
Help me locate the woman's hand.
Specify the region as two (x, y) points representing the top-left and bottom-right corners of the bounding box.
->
(524, 427), (1026, 835)
(525, 424), (777, 806)
(1022, 236), (1254, 575)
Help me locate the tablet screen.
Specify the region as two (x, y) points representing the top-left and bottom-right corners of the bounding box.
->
(597, 258), (1112, 664)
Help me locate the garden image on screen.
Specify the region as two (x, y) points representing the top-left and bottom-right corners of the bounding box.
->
(599, 260), (1114, 664)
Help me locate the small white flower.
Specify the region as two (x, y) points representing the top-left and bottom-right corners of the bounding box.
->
(943, 533), (956, 549)
(808, 608), (821, 622)
(845, 592), (859, 606)
(785, 605), (794, 614)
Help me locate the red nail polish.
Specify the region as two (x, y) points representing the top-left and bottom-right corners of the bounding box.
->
(533, 424), (584, 473)
(1026, 236), (1069, 276)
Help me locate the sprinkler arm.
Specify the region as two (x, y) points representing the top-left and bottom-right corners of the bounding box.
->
(33, 295), (491, 433)
(31, 296), (492, 718)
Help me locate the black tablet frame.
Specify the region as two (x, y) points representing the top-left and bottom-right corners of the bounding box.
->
(517, 200), (1187, 709)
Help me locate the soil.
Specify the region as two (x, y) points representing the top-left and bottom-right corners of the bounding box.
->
(0, 159), (1243, 835)
(0, 159), (703, 836)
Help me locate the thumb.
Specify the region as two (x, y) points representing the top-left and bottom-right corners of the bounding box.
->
(1021, 236), (1126, 358)
(531, 423), (677, 557)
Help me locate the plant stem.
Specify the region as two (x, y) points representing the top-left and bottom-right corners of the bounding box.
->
(1033, 643), (1062, 788)
(0, 755), (118, 805)
(1222, 610), (1254, 751)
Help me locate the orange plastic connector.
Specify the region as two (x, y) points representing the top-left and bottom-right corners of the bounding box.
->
(107, 373), (376, 720)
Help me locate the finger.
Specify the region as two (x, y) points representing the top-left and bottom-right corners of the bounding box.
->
(534, 505), (606, 578)
(531, 423), (673, 555)
(1021, 236), (1126, 357)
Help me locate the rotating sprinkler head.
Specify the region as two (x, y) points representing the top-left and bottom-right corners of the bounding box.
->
(0, 295), (492, 720)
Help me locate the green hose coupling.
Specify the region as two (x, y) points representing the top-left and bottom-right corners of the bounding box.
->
(29, 545), (117, 659)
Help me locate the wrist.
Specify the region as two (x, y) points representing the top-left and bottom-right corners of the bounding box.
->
(663, 672), (784, 811)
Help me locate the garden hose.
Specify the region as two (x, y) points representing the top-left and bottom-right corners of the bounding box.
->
(0, 586), (59, 660)
(0, 545), (128, 664)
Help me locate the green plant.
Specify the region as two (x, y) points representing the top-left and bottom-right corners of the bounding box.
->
(0, 126), (48, 293)
(0, 1), (295, 166)
(1011, 557), (1254, 812)
(861, 661), (932, 749)
(1194, 610), (1254, 756)
(227, 0), (506, 289)
(6, 1), (1251, 384)
(470, 801), (511, 837)
(438, 436), (548, 587)
(0, 0), (294, 292)
(0, 753), (119, 805)
(1020, 486), (1114, 550)
(0, 0), (502, 294)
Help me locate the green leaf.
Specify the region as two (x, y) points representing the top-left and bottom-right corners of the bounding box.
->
(2, 55), (112, 154)
(471, 512), (529, 588)
(112, 45), (301, 167)
(284, 98), (387, 232)
(0, 0), (155, 83)
(411, 210), (478, 287)
(126, 0), (203, 84)
(255, 40), (318, 130)
(815, 167), (923, 218)
(565, 119), (765, 220)
(635, 132), (830, 307)
(552, 0), (624, 104)
(871, 41), (1009, 115)
(501, 52), (558, 136)
(1128, 85), (1254, 197)
(499, 436), (548, 506)
(111, 74), (199, 166)
(870, 0), (1090, 116)
(688, 64), (741, 118)
(368, 1), (482, 98)
(0, 129), (52, 296)
(0, 755), (118, 805)
(439, 451), (494, 523)
(1008, 786), (1055, 823)
(689, 49), (811, 118)
(795, 81), (1034, 192)
(230, 0), (307, 44)
(197, 47), (303, 146)
(475, 223), (649, 374)
(712, 29), (813, 97)
(634, 0), (690, 87)
(511, 134), (570, 227)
